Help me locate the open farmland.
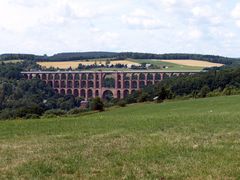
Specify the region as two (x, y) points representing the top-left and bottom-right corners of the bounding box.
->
(37, 60), (140, 69)
(0, 95), (240, 179)
(160, 59), (224, 68)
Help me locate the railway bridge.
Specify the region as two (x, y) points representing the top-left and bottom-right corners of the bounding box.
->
(21, 70), (201, 100)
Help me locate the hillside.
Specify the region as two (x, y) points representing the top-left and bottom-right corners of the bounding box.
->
(1, 52), (240, 65)
(1, 95), (240, 179)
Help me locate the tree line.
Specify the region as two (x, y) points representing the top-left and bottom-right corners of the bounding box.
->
(1, 52), (239, 65)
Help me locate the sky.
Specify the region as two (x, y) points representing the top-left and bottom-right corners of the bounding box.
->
(0, 0), (240, 57)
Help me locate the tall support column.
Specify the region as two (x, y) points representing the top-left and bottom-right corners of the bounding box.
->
(137, 73), (140, 90)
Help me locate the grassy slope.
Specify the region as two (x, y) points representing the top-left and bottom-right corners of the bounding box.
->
(132, 59), (203, 70)
(1, 96), (240, 179)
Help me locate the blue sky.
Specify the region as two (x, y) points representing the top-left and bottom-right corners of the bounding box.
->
(0, 0), (240, 57)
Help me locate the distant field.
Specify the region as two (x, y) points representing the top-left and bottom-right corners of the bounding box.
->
(160, 59), (224, 67)
(37, 60), (140, 69)
(1, 95), (240, 179)
(133, 59), (203, 70)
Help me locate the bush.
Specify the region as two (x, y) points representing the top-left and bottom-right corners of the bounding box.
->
(90, 97), (104, 111)
(68, 108), (88, 115)
(198, 85), (210, 98)
(44, 109), (67, 117)
(25, 114), (40, 119)
(117, 100), (127, 107)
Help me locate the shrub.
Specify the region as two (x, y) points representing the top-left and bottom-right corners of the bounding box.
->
(25, 114), (40, 119)
(44, 109), (67, 117)
(68, 108), (88, 115)
(118, 100), (127, 107)
(90, 97), (104, 111)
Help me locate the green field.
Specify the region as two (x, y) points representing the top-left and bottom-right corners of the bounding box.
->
(1, 96), (240, 179)
(132, 59), (203, 70)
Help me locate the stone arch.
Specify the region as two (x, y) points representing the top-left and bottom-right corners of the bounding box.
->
(67, 89), (73, 95)
(80, 89), (86, 98)
(74, 89), (79, 97)
(82, 74), (87, 80)
(61, 74), (66, 80)
(139, 73), (145, 80)
(75, 74), (80, 80)
(67, 81), (73, 88)
(88, 73), (94, 80)
(123, 90), (129, 98)
(95, 90), (99, 97)
(54, 81), (60, 88)
(87, 89), (93, 98)
(139, 81), (145, 88)
(124, 81), (130, 88)
(88, 81), (94, 88)
(103, 74), (115, 88)
(60, 89), (66, 95)
(147, 81), (153, 86)
(124, 73), (131, 80)
(35, 74), (41, 79)
(74, 81), (79, 88)
(131, 81), (138, 89)
(61, 81), (66, 88)
(54, 89), (59, 94)
(147, 73), (153, 80)
(117, 90), (121, 99)
(48, 74), (53, 80)
(155, 73), (161, 80)
(103, 90), (114, 100)
(68, 74), (73, 80)
(81, 81), (86, 88)
(55, 74), (60, 80)
(42, 74), (47, 80)
(47, 81), (53, 87)
(132, 73), (138, 80)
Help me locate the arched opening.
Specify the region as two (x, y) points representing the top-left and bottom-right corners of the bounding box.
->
(61, 81), (66, 88)
(74, 81), (79, 88)
(147, 73), (153, 80)
(124, 73), (131, 80)
(81, 74), (87, 80)
(139, 73), (145, 80)
(81, 89), (86, 98)
(74, 89), (79, 97)
(81, 81), (86, 88)
(60, 89), (66, 95)
(42, 74), (47, 80)
(117, 90), (121, 99)
(95, 90), (99, 97)
(74, 74), (80, 80)
(67, 81), (73, 88)
(131, 81), (138, 89)
(55, 74), (60, 80)
(48, 74), (53, 80)
(132, 73), (138, 80)
(117, 74), (122, 81)
(103, 90), (114, 100)
(124, 81), (130, 88)
(147, 81), (153, 86)
(68, 74), (73, 80)
(117, 81), (121, 88)
(88, 73), (94, 80)
(61, 74), (66, 80)
(123, 90), (129, 98)
(155, 73), (161, 80)
(103, 74), (115, 88)
(131, 90), (136, 94)
(163, 73), (170, 79)
(35, 74), (41, 79)
(88, 81), (94, 88)
(55, 81), (60, 88)
(47, 81), (53, 87)
(54, 89), (59, 94)
(139, 81), (145, 88)
(67, 89), (72, 95)
(23, 74), (28, 79)
(88, 89), (93, 99)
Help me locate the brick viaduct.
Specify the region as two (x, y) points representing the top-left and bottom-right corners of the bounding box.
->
(21, 70), (200, 100)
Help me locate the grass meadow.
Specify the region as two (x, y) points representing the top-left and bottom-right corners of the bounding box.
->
(1, 96), (240, 179)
